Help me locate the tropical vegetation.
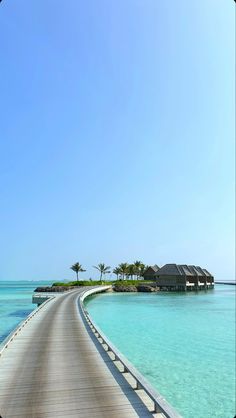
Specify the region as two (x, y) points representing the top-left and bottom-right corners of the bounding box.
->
(70, 262), (86, 281)
(112, 261), (147, 280)
(53, 280), (114, 287)
(93, 263), (111, 281)
(65, 260), (148, 283)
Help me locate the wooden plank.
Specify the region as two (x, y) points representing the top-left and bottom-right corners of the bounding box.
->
(0, 289), (154, 418)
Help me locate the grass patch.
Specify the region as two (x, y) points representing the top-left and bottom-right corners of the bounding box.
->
(52, 279), (155, 287)
(52, 280), (114, 287)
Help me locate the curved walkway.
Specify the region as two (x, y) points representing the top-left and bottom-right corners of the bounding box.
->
(0, 288), (153, 418)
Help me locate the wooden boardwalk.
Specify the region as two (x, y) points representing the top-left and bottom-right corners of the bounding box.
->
(0, 288), (155, 418)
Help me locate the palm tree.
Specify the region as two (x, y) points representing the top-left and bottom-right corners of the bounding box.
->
(70, 262), (86, 281)
(118, 263), (129, 280)
(93, 263), (111, 282)
(113, 267), (121, 280)
(139, 263), (146, 278)
(127, 264), (136, 280)
(133, 260), (144, 280)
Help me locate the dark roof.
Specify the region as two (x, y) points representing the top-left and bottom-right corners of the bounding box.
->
(152, 264), (160, 272)
(202, 268), (212, 277)
(155, 264), (213, 277)
(144, 265), (160, 274)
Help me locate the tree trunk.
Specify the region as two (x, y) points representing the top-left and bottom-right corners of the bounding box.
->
(76, 271), (78, 281)
(100, 272), (102, 282)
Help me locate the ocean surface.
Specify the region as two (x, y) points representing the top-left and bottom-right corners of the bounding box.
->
(0, 280), (52, 345)
(86, 285), (236, 418)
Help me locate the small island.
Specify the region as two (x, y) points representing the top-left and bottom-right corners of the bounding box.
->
(35, 262), (214, 294)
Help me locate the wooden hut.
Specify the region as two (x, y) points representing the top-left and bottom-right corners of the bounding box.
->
(143, 265), (160, 280)
(154, 264), (214, 291)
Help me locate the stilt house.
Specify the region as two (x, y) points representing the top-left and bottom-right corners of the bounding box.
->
(153, 264), (214, 291)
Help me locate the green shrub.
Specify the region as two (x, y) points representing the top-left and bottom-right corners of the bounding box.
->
(52, 280), (114, 287)
(52, 279), (154, 287)
(52, 282), (71, 286)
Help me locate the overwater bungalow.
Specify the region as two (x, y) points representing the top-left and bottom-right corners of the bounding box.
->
(144, 264), (214, 291)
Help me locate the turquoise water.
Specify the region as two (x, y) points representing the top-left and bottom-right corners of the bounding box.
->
(86, 285), (235, 418)
(0, 280), (52, 345)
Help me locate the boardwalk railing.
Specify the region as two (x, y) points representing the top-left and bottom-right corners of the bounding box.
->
(0, 296), (54, 358)
(80, 286), (182, 418)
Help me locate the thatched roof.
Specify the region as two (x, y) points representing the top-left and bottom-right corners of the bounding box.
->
(155, 264), (213, 278)
(144, 265), (160, 274)
(151, 264), (160, 272)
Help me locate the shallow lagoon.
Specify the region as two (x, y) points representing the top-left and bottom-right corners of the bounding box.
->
(0, 280), (52, 345)
(86, 285), (235, 418)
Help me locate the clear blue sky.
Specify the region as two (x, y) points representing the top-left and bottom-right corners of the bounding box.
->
(0, 0), (234, 281)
